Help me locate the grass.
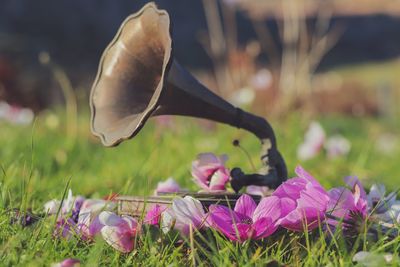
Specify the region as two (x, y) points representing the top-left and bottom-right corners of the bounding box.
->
(0, 108), (399, 266)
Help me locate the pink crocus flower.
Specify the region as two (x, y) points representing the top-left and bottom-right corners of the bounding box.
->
(51, 258), (80, 267)
(272, 166), (330, 231)
(191, 153), (230, 191)
(328, 177), (368, 225)
(161, 196), (208, 235)
(297, 121), (326, 161)
(144, 204), (167, 225)
(77, 199), (116, 239)
(99, 211), (139, 253)
(154, 177), (181, 195)
(208, 194), (282, 242)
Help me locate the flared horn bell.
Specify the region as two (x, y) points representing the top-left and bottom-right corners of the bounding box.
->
(90, 3), (287, 190)
(90, 3), (172, 146)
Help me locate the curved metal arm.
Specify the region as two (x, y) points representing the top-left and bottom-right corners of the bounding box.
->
(230, 109), (287, 193)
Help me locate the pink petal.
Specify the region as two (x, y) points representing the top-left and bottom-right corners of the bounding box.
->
(101, 225), (134, 253)
(297, 183), (329, 212)
(344, 176), (367, 199)
(328, 187), (355, 211)
(208, 205), (239, 241)
(191, 153), (229, 191)
(208, 169), (230, 191)
(252, 196), (281, 223)
(295, 165), (324, 188)
(281, 206), (324, 232)
(235, 223), (252, 241)
(122, 216), (138, 230)
(98, 211), (126, 228)
(98, 212), (138, 253)
(280, 197), (297, 218)
(234, 194), (257, 218)
(88, 215), (104, 237)
(171, 196), (207, 231)
(273, 177), (307, 200)
(253, 217), (277, 239)
(52, 258), (80, 267)
(154, 178), (181, 195)
(145, 204), (167, 225)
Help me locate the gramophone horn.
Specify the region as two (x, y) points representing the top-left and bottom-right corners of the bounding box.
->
(90, 3), (287, 190)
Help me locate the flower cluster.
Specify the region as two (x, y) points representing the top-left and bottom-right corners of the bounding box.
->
(44, 190), (138, 253)
(146, 165), (398, 243)
(46, 153), (399, 258)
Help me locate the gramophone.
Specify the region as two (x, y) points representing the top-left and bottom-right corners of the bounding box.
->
(90, 3), (287, 217)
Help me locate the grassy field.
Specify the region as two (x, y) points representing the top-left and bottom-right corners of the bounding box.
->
(0, 107), (399, 266)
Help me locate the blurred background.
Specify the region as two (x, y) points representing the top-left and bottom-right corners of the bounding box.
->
(0, 0), (399, 197)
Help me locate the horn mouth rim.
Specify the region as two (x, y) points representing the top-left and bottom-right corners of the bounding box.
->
(89, 2), (172, 147)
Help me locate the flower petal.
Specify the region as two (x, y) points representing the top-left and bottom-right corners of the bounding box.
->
(295, 165), (324, 189)
(145, 204), (167, 225)
(273, 177), (307, 200)
(172, 196), (206, 226)
(252, 196), (281, 223)
(344, 176), (367, 200)
(234, 194), (256, 218)
(253, 217), (277, 239)
(101, 225), (134, 253)
(208, 205), (239, 241)
(51, 258), (80, 267)
(208, 169), (230, 191)
(98, 211), (126, 228)
(154, 178), (181, 195)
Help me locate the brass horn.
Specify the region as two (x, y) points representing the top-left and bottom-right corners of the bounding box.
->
(90, 3), (287, 192)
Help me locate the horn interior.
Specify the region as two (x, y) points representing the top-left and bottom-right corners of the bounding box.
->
(90, 3), (172, 146)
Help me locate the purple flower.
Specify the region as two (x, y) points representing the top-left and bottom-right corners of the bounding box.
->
(77, 199), (116, 239)
(99, 211), (139, 253)
(272, 166), (330, 231)
(154, 178), (181, 195)
(208, 194), (282, 242)
(328, 177), (368, 225)
(161, 196), (208, 235)
(144, 204), (167, 225)
(191, 153), (230, 191)
(51, 258), (80, 267)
